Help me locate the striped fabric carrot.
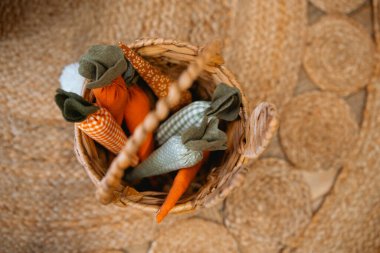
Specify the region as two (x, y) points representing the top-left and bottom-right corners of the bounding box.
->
(119, 42), (192, 108)
(156, 151), (210, 223)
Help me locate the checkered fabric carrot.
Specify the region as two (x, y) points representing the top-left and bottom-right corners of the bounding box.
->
(76, 107), (127, 155)
(156, 101), (211, 145)
(119, 42), (192, 108)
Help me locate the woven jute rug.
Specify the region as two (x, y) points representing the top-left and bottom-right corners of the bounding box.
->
(0, 0), (378, 253)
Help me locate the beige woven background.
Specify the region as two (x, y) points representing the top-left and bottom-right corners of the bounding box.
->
(0, 0), (379, 252)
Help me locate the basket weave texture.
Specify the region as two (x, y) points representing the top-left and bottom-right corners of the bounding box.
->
(74, 38), (278, 213)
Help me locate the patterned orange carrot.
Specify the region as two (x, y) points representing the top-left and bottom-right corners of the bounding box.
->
(77, 107), (127, 155)
(156, 151), (210, 223)
(119, 42), (192, 108)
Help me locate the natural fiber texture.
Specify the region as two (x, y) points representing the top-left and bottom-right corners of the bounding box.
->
(284, 53), (380, 253)
(300, 167), (339, 200)
(2, 0), (378, 252)
(225, 0), (307, 110)
(374, 0), (380, 45)
(0, 139), (160, 252)
(280, 91), (359, 171)
(149, 218), (239, 253)
(224, 159), (312, 251)
(304, 15), (375, 96)
(310, 0), (366, 13)
(0, 1), (238, 251)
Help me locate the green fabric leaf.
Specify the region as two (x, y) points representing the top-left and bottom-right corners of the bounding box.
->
(78, 45), (129, 89)
(206, 83), (242, 121)
(182, 117), (227, 151)
(54, 89), (99, 122)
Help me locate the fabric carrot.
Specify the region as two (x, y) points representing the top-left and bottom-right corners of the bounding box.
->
(156, 101), (210, 145)
(119, 42), (192, 109)
(125, 135), (203, 181)
(55, 89), (128, 155)
(79, 45), (130, 125)
(124, 85), (154, 161)
(77, 107), (127, 154)
(156, 151), (210, 223)
(125, 116), (226, 181)
(156, 83), (242, 145)
(91, 76), (128, 125)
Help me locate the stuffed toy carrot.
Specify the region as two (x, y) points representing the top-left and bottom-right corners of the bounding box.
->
(90, 76), (128, 125)
(124, 85), (154, 160)
(119, 42), (192, 109)
(79, 44), (154, 161)
(156, 151), (210, 223)
(125, 117), (226, 181)
(55, 89), (127, 155)
(77, 107), (128, 154)
(125, 135), (203, 181)
(156, 101), (210, 145)
(156, 83), (242, 145)
(79, 45), (129, 125)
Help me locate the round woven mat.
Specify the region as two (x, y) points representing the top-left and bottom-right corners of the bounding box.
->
(1, 0), (379, 252)
(280, 91), (359, 171)
(304, 15), (374, 96)
(310, 0), (366, 13)
(301, 168), (339, 200)
(225, 0), (306, 110)
(149, 218), (239, 253)
(224, 159), (312, 248)
(284, 56), (380, 253)
(0, 153), (159, 252)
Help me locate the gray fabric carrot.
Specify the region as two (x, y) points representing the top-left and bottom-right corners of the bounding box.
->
(155, 83), (242, 145)
(125, 117), (226, 181)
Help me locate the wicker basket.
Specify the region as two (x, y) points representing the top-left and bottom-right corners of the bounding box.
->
(74, 38), (278, 214)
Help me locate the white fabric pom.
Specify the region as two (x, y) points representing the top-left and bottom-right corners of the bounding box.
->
(59, 62), (85, 95)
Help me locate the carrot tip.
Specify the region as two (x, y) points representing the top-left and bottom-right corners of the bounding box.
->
(156, 210), (166, 224)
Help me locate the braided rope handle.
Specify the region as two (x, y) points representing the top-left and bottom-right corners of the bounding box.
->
(96, 42), (221, 204)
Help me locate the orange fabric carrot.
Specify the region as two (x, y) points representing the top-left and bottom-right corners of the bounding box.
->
(124, 85), (154, 161)
(156, 151), (210, 223)
(93, 76), (154, 161)
(77, 107), (127, 155)
(119, 42), (192, 108)
(92, 76), (128, 125)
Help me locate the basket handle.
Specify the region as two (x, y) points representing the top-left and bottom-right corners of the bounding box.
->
(240, 102), (279, 160)
(96, 42), (222, 204)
